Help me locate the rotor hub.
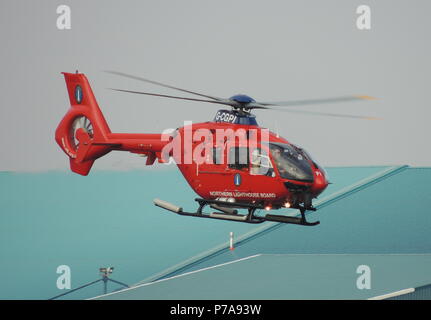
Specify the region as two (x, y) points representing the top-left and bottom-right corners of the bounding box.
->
(228, 94), (256, 104)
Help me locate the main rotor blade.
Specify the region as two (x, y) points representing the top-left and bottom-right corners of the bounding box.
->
(109, 88), (236, 107)
(259, 95), (377, 107)
(105, 70), (224, 102)
(268, 108), (381, 120)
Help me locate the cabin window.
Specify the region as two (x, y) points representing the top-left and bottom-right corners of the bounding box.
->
(250, 148), (275, 176)
(212, 147), (223, 165)
(228, 147), (249, 170)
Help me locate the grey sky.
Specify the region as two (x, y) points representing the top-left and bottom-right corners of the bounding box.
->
(0, 0), (430, 171)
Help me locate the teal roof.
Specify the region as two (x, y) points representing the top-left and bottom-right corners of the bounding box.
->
(1, 166), (430, 299)
(93, 254), (431, 300)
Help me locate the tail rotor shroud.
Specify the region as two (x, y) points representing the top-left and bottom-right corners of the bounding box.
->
(69, 116), (94, 150)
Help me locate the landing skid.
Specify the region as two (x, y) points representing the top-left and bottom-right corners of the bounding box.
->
(154, 198), (320, 226)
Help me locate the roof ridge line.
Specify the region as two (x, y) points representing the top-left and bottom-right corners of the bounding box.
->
(135, 165), (409, 286)
(315, 165), (409, 209)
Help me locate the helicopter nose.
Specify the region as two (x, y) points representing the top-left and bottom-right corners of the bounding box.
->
(311, 169), (329, 196)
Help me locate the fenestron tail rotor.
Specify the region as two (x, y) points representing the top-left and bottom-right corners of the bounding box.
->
(105, 70), (380, 119)
(69, 116), (94, 150)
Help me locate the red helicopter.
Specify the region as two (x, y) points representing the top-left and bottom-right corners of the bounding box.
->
(55, 71), (376, 226)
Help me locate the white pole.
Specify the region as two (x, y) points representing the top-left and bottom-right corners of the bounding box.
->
(229, 232), (234, 251)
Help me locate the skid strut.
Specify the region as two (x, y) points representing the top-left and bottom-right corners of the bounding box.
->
(154, 198), (319, 226)
(264, 207), (319, 226)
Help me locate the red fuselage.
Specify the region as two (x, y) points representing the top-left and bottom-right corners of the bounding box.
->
(171, 121), (328, 208)
(56, 72), (328, 210)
